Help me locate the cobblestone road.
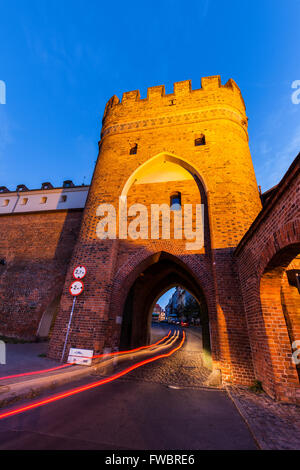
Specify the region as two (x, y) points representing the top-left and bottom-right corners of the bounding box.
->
(126, 326), (211, 387)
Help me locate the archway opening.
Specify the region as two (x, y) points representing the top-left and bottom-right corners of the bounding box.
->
(260, 243), (300, 386)
(119, 252), (212, 370)
(151, 286), (212, 369)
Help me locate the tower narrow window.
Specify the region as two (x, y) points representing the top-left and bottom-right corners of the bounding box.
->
(170, 192), (181, 211)
(195, 134), (206, 146)
(296, 273), (300, 294)
(130, 144), (138, 155)
(2, 199), (9, 207)
(20, 198), (28, 205)
(60, 195), (67, 203)
(40, 197), (47, 204)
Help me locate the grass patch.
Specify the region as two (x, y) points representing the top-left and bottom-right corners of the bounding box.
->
(0, 335), (36, 344)
(249, 379), (263, 393)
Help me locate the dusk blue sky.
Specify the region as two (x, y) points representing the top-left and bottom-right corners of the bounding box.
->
(0, 0), (299, 194)
(157, 288), (176, 310)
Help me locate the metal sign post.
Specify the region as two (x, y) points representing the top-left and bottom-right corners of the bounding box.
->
(61, 265), (86, 362)
(61, 296), (76, 362)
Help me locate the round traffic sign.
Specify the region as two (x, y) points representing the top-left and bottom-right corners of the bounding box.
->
(73, 265), (87, 280)
(69, 280), (84, 296)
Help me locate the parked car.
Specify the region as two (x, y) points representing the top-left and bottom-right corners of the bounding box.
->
(181, 321), (189, 327)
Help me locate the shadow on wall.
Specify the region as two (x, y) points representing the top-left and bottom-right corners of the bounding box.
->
(36, 293), (62, 339)
(0, 210), (83, 340)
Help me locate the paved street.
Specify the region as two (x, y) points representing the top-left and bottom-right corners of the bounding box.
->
(0, 381), (257, 450)
(0, 325), (258, 450)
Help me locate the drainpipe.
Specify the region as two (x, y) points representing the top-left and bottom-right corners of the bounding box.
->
(11, 189), (21, 213)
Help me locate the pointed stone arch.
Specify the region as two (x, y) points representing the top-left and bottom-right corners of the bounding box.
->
(107, 249), (216, 366)
(120, 152), (208, 198)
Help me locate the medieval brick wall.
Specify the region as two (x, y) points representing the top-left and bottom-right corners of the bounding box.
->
(0, 210), (83, 339)
(235, 153), (300, 403)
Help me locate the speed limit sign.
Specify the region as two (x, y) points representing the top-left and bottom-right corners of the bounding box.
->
(69, 280), (84, 296)
(73, 265), (87, 280)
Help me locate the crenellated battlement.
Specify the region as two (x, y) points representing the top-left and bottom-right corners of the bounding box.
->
(102, 75), (247, 131)
(119, 76), (242, 103)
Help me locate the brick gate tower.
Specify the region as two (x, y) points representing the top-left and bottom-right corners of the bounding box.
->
(48, 76), (262, 385)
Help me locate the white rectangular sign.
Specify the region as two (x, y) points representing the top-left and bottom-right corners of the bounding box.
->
(68, 348), (94, 366)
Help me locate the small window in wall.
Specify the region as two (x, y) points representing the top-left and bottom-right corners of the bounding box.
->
(20, 197), (28, 205)
(40, 197), (47, 204)
(41, 182), (53, 190)
(60, 195), (67, 203)
(170, 192), (181, 211)
(2, 199), (9, 207)
(195, 134), (206, 146)
(130, 144), (138, 155)
(63, 180), (75, 188)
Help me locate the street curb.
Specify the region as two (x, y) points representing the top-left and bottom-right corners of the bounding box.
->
(0, 334), (179, 410)
(225, 385), (262, 450)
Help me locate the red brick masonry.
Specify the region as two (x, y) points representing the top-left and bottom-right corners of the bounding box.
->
(0, 77), (299, 404)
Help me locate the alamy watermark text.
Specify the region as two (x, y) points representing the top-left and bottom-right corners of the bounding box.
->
(96, 198), (204, 251)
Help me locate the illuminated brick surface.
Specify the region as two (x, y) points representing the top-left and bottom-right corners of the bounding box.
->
(49, 77), (262, 387)
(0, 76), (299, 403)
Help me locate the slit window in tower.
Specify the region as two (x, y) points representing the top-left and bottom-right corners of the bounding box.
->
(195, 134), (206, 146)
(130, 144), (138, 155)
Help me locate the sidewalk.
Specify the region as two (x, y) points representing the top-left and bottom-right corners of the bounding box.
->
(0, 342), (60, 379)
(226, 385), (300, 450)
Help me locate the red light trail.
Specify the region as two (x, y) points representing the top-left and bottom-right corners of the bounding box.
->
(0, 331), (172, 381)
(0, 331), (185, 421)
(92, 330), (171, 359)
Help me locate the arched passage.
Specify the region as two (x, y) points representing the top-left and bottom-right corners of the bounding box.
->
(119, 252), (212, 368)
(151, 285), (212, 369)
(260, 243), (300, 391)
